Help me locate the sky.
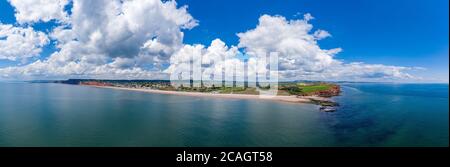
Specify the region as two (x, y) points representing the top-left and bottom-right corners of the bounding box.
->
(0, 0), (448, 82)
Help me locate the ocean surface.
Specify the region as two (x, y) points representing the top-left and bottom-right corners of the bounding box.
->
(0, 82), (448, 146)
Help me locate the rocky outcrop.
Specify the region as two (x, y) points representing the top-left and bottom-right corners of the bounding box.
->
(316, 85), (340, 97)
(309, 98), (340, 112)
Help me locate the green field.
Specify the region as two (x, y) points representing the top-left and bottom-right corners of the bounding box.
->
(298, 84), (332, 93)
(278, 83), (336, 96)
(219, 87), (259, 94)
(202, 83), (337, 96)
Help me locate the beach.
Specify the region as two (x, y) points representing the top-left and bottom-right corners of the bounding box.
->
(89, 85), (331, 104)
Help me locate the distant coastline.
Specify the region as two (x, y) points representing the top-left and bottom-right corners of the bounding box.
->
(91, 85), (329, 103)
(56, 79), (341, 111)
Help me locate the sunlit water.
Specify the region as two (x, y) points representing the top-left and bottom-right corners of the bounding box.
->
(0, 82), (448, 146)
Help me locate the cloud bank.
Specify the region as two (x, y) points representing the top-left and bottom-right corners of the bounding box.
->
(0, 0), (418, 81)
(0, 23), (49, 61)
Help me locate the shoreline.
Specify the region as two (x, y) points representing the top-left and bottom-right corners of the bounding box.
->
(87, 85), (332, 104)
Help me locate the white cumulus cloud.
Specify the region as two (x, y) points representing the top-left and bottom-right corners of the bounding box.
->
(1, 0), (197, 80)
(0, 23), (49, 61)
(236, 14), (415, 81)
(69, 0), (197, 59)
(0, 1), (420, 82)
(8, 0), (71, 24)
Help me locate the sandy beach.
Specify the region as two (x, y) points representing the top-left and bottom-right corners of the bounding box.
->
(89, 85), (331, 104)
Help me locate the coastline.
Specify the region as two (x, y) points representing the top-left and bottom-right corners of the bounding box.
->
(87, 85), (332, 104)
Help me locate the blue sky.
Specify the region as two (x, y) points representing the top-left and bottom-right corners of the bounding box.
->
(177, 0), (449, 81)
(0, 0), (448, 82)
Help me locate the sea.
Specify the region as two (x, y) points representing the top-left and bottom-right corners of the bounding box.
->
(0, 82), (448, 146)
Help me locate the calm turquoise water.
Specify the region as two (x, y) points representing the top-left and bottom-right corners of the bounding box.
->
(0, 82), (448, 146)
